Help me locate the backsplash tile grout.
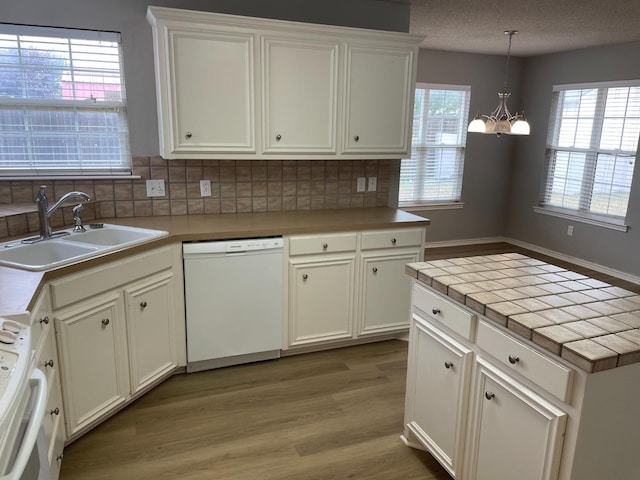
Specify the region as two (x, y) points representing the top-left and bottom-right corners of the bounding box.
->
(0, 157), (390, 240)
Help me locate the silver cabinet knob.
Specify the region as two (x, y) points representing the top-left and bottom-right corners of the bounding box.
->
(276, 134), (282, 141)
(302, 274), (308, 280)
(485, 391), (495, 401)
(444, 361), (453, 369)
(372, 267), (378, 273)
(39, 316), (49, 325)
(322, 243), (328, 250)
(354, 135), (360, 142)
(432, 308), (441, 315)
(56, 454), (64, 462)
(391, 238), (397, 245)
(101, 318), (110, 326)
(185, 132), (192, 139)
(140, 301), (148, 309)
(508, 354), (520, 365)
(44, 359), (54, 368)
(51, 407), (60, 416)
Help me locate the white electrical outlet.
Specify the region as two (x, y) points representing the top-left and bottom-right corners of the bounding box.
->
(368, 176), (377, 192)
(146, 179), (165, 197)
(200, 179), (212, 197)
(567, 225), (574, 236)
(356, 177), (366, 193)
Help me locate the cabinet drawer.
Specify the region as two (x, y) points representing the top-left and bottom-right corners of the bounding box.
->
(50, 246), (173, 309)
(361, 228), (423, 250)
(288, 233), (357, 256)
(477, 320), (573, 403)
(413, 283), (476, 341)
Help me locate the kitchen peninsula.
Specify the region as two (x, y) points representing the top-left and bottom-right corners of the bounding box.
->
(403, 253), (640, 480)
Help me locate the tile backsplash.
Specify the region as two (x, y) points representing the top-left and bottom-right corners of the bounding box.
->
(0, 157), (390, 240)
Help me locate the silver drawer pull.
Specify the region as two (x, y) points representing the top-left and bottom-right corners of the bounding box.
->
(391, 238), (397, 245)
(508, 354), (520, 365)
(39, 316), (49, 325)
(322, 243), (328, 250)
(276, 134), (282, 141)
(185, 132), (192, 139)
(432, 308), (441, 315)
(485, 391), (495, 401)
(51, 407), (60, 416)
(302, 274), (308, 280)
(354, 135), (360, 142)
(444, 361), (453, 369)
(44, 359), (54, 368)
(140, 301), (148, 309)
(372, 267), (378, 273)
(101, 318), (110, 326)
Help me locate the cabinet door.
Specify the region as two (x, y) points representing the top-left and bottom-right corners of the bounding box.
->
(404, 316), (473, 478)
(466, 357), (567, 480)
(262, 36), (338, 153)
(55, 293), (129, 437)
(165, 29), (255, 154)
(358, 250), (420, 336)
(287, 256), (355, 347)
(38, 323), (65, 479)
(125, 272), (177, 395)
(342, 44), (415, 154)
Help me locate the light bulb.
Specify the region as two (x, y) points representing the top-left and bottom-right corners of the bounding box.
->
(511, 118), (531, 135)
(468, 117), (486, 133)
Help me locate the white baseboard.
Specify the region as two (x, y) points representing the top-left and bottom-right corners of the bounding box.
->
(505, 238), (640, 286)
(424, 236), (640, 286)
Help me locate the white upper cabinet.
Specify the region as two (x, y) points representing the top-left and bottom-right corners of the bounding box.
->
(262, 36), (339, 153)
(147, 6), (423, 160)
(342, 44), (415, 155)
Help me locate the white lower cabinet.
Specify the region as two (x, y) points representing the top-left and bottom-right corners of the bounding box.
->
(284, 227), (425, 350)
(466, 357), (567, 480)
(50, 244), (184, 440)
(404, 315), (473, 478)
(55, 293), (129, 437)
(404, 282), (640, 480)
(125, 272), (177, 395)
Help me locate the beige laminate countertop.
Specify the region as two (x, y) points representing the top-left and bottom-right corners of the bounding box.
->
(1, 207), (429, 314)
(406, 252), (640, 373)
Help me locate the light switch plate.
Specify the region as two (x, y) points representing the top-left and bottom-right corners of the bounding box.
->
(146, 179), (165, 197)
(368, 176), (377, 192)
(356, 177), (366, 193)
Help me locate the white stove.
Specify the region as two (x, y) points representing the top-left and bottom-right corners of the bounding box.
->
(0, 314), (49, 480)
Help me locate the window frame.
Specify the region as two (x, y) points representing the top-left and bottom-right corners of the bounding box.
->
(537, 80), (640, 231)
(399, 82), (471, 209)
(0, 23), (132, 179)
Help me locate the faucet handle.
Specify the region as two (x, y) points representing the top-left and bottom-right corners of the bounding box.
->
(72, 204), (86, 232)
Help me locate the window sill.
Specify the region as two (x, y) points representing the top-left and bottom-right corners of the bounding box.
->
(400, 202), (464, 212)
(0, 175), (140, 181)
(533, 206), (629, 232)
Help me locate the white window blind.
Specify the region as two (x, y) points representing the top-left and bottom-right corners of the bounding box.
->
(400, 84), (470, 206)
(541, 81), (640, 222)
(0, 24), (131, 177)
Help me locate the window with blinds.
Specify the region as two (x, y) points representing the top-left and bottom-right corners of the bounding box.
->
(399, 84), (470, 206)
(0, 24), (131, 177)
(541, 81), (640, 224)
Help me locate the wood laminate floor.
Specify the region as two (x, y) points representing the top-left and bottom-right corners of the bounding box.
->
(60, 340), (449, 480)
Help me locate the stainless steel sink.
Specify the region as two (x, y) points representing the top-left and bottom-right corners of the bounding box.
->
(0, 224), (168, 271)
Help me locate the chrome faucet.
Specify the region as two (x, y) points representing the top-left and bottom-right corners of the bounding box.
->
(28, 185), (92, 242)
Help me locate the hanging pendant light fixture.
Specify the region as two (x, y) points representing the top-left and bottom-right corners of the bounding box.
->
(468, 30), (530, 136)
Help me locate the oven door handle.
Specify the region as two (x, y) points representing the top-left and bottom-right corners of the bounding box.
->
(2, 368), (47, 480)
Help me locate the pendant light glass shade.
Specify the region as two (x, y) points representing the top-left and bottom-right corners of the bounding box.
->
(468, 31), (530, 136)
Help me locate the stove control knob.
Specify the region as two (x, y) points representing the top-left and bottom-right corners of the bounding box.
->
(1, 320), (21, 334)
(0, 330), (17, 344)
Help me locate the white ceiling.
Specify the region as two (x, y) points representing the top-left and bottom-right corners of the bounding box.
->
(395, 0), (640, 56)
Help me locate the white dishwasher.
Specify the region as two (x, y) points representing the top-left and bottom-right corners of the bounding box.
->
(183, 237), (283, 373)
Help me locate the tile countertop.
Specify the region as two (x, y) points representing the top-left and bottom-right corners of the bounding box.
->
(1, 207), (429, 314)
(406, 252), (640, 374)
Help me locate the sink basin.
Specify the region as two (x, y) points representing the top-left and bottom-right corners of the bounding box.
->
(0, 224), (168, 271)
(63, 224), (167, 247)
(0, 240), (100, 270)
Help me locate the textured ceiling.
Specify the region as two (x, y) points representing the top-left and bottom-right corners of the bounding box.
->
(396, 0), (640, 56)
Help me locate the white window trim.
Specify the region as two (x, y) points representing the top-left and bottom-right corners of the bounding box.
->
(533, 205), (629, 232)
(400, 83), (470, 207)
(538, 79), (640, 228)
